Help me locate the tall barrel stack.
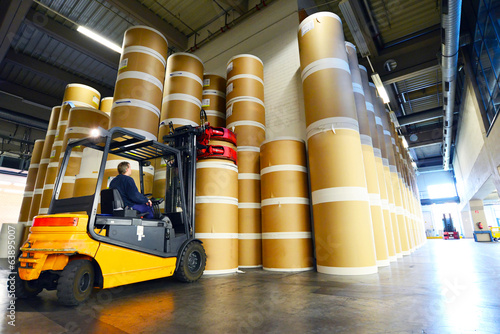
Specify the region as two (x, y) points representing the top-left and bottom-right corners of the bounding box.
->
(17, 139), (44, 225)
(159, 53), (204, 137)
(28, 106), (61, 222)
(56, 107), (110, 199)
(298, 12), (377, 275)
(226, 54), (266, 268)
(345, 43), (389, 267)
(359, 66), (397, 262)
(370, 83), (402, 258)
(195, 155), (239, 275)
(260, 138), (313, 271)
(202, 74), (226, 127)
(38, 84), (101, 215)
(110, 26), (168, 140)
(373, 88), (404, 257)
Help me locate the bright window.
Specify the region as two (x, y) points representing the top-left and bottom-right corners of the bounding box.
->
(427, 183), (457, 199)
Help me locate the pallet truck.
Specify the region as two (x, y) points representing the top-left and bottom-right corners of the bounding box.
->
(12, 117), (237, 305)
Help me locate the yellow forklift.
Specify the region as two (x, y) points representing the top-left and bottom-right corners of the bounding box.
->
(13, 125), (207, 305)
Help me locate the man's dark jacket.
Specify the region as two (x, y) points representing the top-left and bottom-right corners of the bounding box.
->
(109, 174), (148, 208)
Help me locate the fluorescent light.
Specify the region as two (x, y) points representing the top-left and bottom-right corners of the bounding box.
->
(339, 0), (371, 57)
(371, 73), (390, 103)
(77, 26), (122, 53)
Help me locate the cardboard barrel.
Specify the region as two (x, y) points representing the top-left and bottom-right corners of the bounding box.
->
(370, 84), (402, 258)
(73, 148), (103, 197)
(359, 68), (396, 262)
(346, 42), (389, 267)
(159, 53), (203, 138)
(28, 106), (61, 221)
(57, 107), (110, 199)
(226, 55), (264, 106)
(152, 158), (168, 211)
(110, 26), (168, 141)
(17, 140), (44, 224)
(100, 97), (113, 114)
(195, 160), (238, 274)
(202, 74), (226, 127)
(62, 84), (101, 109)
(299, 12), (377, 275)
(260, 138), (313, 271)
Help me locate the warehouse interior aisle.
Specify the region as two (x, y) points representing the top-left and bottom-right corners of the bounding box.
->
(1, 239), (499, 333)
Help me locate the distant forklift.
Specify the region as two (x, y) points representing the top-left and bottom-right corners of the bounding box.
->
(13, 117), (236, 305)
(442, 213), (460, 240)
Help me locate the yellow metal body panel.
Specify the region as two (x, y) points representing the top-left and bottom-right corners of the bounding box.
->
(95, 243), (177, 289)
(491, 227), (500, 239)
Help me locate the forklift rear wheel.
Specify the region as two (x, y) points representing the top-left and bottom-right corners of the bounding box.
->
(57, 260), (95, 306)
(175, 242), (206, 282)
(12, 269), (42, 298)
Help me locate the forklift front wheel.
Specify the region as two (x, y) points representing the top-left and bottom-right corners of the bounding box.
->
(175, 242), (206, 283)
(57, 260), (95, 306)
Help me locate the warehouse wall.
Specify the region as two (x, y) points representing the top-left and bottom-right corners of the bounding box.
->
(454, 71), (500, 209)
(193, 0), (306, 140)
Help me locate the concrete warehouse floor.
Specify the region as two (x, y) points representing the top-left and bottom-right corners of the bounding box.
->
(1, 239), (499, 334)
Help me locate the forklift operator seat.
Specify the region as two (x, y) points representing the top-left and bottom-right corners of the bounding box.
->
(100, 188), (126, 215)
(100, 188), (148, 218)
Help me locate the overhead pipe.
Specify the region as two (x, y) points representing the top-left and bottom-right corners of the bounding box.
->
(0, 108), (48, 131)
(441, 0), (462, 170)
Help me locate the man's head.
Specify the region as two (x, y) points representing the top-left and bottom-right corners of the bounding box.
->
(117, 161), (131, 176)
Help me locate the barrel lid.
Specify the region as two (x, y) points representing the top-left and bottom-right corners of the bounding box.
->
(261, 136), (305, 146)
(369, 82), (376, 88)
(65, 83), (101, 97)
(52, 106), (61, 111)
(101, 97), (113, 101)
(359, 65), (367, 72)
(298, 12), (342, 33)
(226, 54), (263, 66)
(169, 52), (203, 63)
(34, 139), (45, 143)
(125, 25), (168, 45)
(345, 41), (356, 50)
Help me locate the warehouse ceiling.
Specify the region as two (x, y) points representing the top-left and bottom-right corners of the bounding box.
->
(0, 0), (468, 174)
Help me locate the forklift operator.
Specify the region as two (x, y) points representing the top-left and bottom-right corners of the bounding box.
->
(109, 161), (154, 219)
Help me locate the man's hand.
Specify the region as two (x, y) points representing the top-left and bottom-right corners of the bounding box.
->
(147, 199), (152, 206)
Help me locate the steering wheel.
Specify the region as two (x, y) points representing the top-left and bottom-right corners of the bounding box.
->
(151, 197), (164, 205)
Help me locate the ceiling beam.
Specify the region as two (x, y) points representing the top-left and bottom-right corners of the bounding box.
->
(408, 138), (442, 148)
(0, 89), (52, 120)
(105, 0), (187, 50)
(0, 0), (32, 63)
(381, 61), (440, 85)
(4, 49), (114, 97)
(416, 156), (443, 166)
(24, 9), (120, 69)
(0, 80), (61, 109)
(398, 107), (443, 126)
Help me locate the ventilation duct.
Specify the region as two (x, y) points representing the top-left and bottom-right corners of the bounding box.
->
(441, 0), (462, 170)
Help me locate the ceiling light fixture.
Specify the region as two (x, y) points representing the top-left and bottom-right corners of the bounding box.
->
(371, 73), (390, 103)
(339, 0), (371, 57)
(77, 26), (122, 53)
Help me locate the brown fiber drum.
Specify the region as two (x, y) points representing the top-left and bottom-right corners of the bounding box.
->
(202, 74), (226, 127)
(29, 106), (61, 221)
(195, 160), (238, 275)
(260, 138), (313, 271)
(226, 55), (264, 106)
(73, 148), (103, 197)
(62, 84), (101, 109)
(159, 53), (203, 139)
(110, 26), (168, 141)
(18, 140), (44, 224)
(100, 97), (113, 114)
(299, 12), (377, 275)
(57, 107), (110, 199)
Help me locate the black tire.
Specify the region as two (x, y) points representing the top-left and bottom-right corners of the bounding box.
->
(57, 260), (95, 306)
(10, 269), (42, 298)
(175, 242), (206, 283)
